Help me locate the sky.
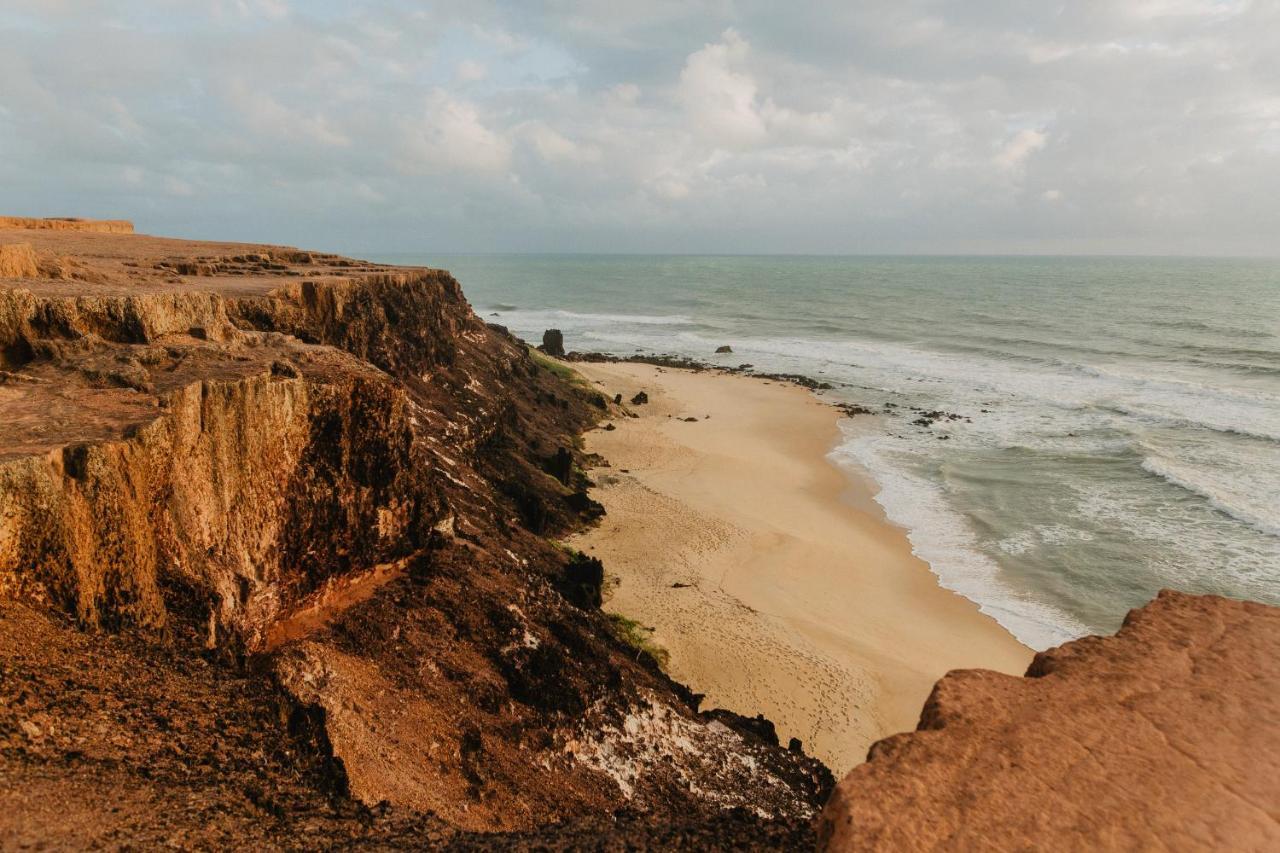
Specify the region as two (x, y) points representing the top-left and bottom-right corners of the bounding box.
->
(1, 1), (1278, 255)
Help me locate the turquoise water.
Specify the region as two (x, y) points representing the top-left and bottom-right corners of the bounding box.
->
(379, 254), (1280, 649)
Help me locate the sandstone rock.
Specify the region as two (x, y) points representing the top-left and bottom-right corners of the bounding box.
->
(540, 328), (565, 357)
(0, 217), (133, 234)
(0, 220), (831, 846)
(820, 591), (1280, 851)
(0, 243), (39, 278)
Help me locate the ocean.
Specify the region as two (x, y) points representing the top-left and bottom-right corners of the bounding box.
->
(376, 253), (1280, 650)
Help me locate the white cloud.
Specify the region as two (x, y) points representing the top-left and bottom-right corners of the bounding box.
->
(2, 1), (1278, 254)
(678, 29), (767, 145)
(398, 90), (512, 176)
(223, 79), (350, 149)
(522, 121), (599, 164)
(995, 129), (1048, 170)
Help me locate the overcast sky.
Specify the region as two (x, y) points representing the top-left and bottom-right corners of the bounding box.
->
(2, 1), (1277, 255)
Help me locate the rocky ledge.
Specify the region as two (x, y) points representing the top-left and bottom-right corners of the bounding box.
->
(820, 590), (1280, 851)
(0, 220), (829, 848)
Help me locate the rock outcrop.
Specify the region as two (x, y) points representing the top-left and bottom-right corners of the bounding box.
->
(0, 221), (831, 847)
(820, 590), (1280, 851)
(0, 216), (134, 233)
(540, 328), (565, 357)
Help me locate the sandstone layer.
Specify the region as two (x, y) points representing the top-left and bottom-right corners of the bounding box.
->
(820, 590), (1280, 851)
(0, 222), (831, 848)
(0, 216), (134, 233)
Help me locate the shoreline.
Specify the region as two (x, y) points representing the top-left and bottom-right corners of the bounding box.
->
(568, 361), (1033, 773)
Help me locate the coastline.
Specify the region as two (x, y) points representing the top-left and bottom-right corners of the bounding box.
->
(568, 361), (1033, 773)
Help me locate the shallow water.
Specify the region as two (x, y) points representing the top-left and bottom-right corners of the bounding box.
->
(376, 253), (1280, 649)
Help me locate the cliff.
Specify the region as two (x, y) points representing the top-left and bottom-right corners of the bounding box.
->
(820, 590), (1280, 851)
(0, 223), (830, 848)
(0, 216), (134, 233)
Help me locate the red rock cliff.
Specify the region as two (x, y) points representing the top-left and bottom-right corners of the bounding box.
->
(0, 223), (831, 848)
(820, 590), (1280, 851)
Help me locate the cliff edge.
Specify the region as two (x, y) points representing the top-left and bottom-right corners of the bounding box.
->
(820, 590), (1280, 851)
(0, 222), (830, 848)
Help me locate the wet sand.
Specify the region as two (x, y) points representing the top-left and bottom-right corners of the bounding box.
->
(568, 362), (1033, 774)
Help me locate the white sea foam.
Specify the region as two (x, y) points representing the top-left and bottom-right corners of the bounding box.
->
(829, 424), (1089, 650)
(1139, 451), (1280, 538)
(493, 308), (698, 329)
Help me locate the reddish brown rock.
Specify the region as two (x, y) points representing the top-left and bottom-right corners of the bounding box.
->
(820, 590), (1280, 851)
(0, 220), (831, 848)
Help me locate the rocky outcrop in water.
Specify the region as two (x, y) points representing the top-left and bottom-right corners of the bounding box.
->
(0, 221), (829, 847)
(819, 590), (1280, 851)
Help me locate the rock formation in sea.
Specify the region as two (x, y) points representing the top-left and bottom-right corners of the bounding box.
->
(0, 218), (830, 848)
(820, 590), (1280, 851)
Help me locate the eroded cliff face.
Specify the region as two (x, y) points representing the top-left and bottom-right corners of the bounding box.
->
(820, 590), (1280, 851)
(0, 223), (830, 848)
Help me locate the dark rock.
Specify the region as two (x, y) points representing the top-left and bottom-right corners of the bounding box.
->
(546, 447), (573, 485)
(603, 423), (616, 431)
(715, 345), (733, 354)
(613, 393), (623, 405)
(682, 417), (698, 423)
(564, 491), (605, 521)
(540, 329), (565, 357)
(561, 552), (605, 609)
(630, 391), (649, 405)
(788, 738), (803, 753)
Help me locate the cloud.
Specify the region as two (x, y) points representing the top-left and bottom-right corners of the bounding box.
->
(0, 1), (1276, 254)
(679, 29), (767, 145)
(996, 129), (1047, 170)
(398, 90), (512, 176)
(454, 59), (488, 82)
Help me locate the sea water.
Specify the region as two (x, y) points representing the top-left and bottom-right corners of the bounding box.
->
(376, 253), (1280, 650)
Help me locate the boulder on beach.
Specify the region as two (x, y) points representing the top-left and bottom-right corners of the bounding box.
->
(715, 345), (733, 354)
(630, 391), (649, 405)
(540, 328), (565, 357)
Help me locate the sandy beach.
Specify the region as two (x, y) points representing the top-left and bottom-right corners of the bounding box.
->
(568, 361), (1032, 773)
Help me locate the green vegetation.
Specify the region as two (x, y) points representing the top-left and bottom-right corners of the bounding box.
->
(528, 346), (581, 382)
(606, 613), (670, 669)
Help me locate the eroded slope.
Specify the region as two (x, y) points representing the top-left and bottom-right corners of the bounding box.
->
(0, 222), (831, 847)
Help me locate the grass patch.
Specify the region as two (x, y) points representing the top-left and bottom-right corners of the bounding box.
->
(528, 346), (581, 382)
(606, 613), (670, 669)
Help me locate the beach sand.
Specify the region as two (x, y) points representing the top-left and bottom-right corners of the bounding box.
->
(567, 362), (1033, 774)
